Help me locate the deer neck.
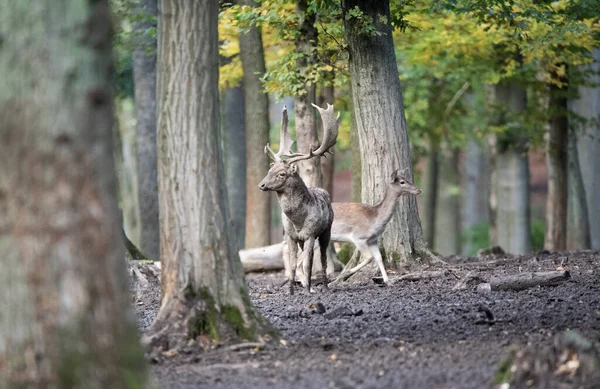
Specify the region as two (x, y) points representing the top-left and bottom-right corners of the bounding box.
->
(373, 184), (400, 226)
(277, 174), (311, 219)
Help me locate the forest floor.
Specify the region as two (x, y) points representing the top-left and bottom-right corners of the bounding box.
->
(133, 250), (600, 389)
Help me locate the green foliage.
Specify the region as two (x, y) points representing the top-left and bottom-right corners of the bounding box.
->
(395, 0), (599, 155)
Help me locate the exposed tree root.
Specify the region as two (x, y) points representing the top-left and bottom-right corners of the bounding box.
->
(415, 246), (448, 266)
(141, 289), (273, 363)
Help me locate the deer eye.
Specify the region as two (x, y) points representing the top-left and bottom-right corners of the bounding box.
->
(278, 173), (285, 178)
(400, 180), (405, 185)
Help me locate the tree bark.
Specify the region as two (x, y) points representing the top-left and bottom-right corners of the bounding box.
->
(222, 84), (247, 254)
(544, 80), (568, 251)
(342, 0), (434, 265)
(236, 0), (271, 249)
(494, 83), (531, 254)
(0, 1), (149, 387)
(133, 0), (160, 261)
(572, 48), (600, 249)
(434, 146), (461, 255)
(566, 127), (591, 250)
(350, 100), (362, 202)
(319, 85), (336, 196)
(145, 0), (272, 352)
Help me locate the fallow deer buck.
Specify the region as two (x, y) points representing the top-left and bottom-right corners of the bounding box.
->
(258, 103), (339, 294)
(331, 170), (422, 285)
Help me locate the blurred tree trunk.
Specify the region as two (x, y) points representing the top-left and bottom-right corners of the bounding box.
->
(113, 99), (141, 243)
(544, 77), (568, 251)
(494, 83), (531, 254)
(462, 139), (489, 254)
(434, 147), (461, 255)
(236, 0), (271, 249)
(487, 134), (498, 247)
(0, 1), (149, 387)
(222, 84), (247, 254)
(567, 127), (591, 250)
(133, 0), (159, 260)
(145, 0), (271, 351)
(343, 0), (436, 266)
(572, 48), (600, 249)
(319, 85), (335, 196)
(421, 138), (439, 248)
(220, 47), (247, 255)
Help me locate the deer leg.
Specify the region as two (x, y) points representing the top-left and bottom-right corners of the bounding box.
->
(335, 240), (374, 282)
(287, 236), (299, 295)
(303, 237), (316, 293)
(318, 229), (331, 291)
(369, 243), (389, 284)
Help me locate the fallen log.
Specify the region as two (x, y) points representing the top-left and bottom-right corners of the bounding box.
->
(239, 243), (284, 273)
(489, 270), (570, 291)
(238, 241), (344, 274)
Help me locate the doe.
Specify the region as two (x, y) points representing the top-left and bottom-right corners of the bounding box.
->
(331, 170), (421, 284)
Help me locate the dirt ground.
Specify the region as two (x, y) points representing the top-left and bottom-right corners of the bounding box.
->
(133, 250), (600, 389)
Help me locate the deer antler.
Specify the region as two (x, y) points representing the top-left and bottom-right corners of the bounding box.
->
(265, 106), (292, 163)
(264, 103), (339, 164)
(284, 103), (339, 165)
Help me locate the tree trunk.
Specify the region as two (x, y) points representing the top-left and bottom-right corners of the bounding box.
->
(319, 85), (335, 196)
(236, 0), (271, 249)
(291, 0), (341, 277)
(114, 100), (141, 243)
(422, 138), (439, 248)
(434, 146), (461, 255)
(494, 83), (531, 254)
(222, 84), (247, 254)
(572, 48), (600, 249)
(350, 100), (362, 202)
(133, 0), (160, 261)
(487, 134), (498, 247)
(0, 1), (149, 387)
(342, 0), (434, 265)
(462, 138), (489, 255)
(145, 0), (272, 352)
(544, 80), (568, 251)
(567, 127), (591, 250)
(294, 0), (321, 189)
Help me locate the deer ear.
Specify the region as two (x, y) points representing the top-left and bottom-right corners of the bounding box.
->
(391, 171), (398, 182)
(290, 163), (298, 174)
